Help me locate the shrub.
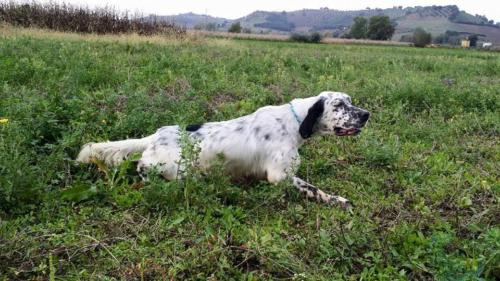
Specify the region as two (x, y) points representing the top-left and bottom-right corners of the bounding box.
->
(290, 32), (322, 43)
(310, 32), (322, 43)
(412, 27), (432, 47)
(228, 21), (241, 33)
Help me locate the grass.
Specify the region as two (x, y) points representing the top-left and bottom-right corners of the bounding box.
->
(0, 26), (499, 280)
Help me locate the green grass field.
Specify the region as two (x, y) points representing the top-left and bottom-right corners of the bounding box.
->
(1, 27), (499, 280)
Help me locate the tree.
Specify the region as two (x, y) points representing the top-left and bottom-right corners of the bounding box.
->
(228, 22), (241, 33)
(309, 32), (322, 43)
(206, 22), (217, 31)
(367, 15), (395, 40)
(412, 27), (432, 47)
(350, 17), (368, 39)
(468, 34), (478, 47)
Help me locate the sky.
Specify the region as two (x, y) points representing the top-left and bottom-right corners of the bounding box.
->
(36, 0), (500, 22)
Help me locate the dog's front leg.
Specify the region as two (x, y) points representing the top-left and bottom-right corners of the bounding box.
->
(292, 177), (350, 209)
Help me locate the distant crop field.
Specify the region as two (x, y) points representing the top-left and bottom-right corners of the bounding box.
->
(0, 26), (499, 280)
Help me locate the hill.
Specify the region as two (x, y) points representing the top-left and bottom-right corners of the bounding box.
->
(147, 12), (230, 29)
(162, 5), (500, 43)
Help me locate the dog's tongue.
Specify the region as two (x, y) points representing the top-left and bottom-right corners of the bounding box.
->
(336, 128), (359, 136)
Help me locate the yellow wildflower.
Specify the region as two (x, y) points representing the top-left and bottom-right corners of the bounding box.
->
(0, 118), (8, 124)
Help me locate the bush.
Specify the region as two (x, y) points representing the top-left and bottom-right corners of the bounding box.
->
(228, 21), (241, 33)
(310, 32), (322, 43)
(412, 27), (432, 47)
(290, 32), (322, 43)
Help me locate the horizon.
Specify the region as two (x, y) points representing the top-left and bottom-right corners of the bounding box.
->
(34, 0), (500, 22)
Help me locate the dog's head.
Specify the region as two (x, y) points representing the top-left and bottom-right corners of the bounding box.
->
(299, 92), (370, 139)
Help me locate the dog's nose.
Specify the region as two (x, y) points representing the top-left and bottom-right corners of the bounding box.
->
(360, 111), (370, 123)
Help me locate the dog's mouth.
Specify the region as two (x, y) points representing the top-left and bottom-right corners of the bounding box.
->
(334, 127), (361, 136)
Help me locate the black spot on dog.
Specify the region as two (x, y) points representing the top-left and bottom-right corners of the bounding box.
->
(186, 124), (203, 132)
(301, 184), (318, 196)
(264, 134), (271, 140)
(138, 165), (147, 177)
(158, 137), (169, 146)
(190, 132), (202, 139)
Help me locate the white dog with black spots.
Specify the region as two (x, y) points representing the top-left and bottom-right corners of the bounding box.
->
(77, 91), (370, 207)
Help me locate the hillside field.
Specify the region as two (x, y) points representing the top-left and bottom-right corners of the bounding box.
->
(0, 27), (499, 280)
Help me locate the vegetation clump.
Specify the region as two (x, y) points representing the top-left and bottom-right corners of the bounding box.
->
(412, 27), (432, 47)
(289, 32), (322, 43)
(228, 21), (242, 33)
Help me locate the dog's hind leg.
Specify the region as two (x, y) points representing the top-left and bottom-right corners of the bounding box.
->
(292, 177), (350, 209)
(137, 144), (181, 181)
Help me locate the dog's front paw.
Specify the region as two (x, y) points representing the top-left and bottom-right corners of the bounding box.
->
(330, 196), (352, 210)
(338, 200), (353, 211)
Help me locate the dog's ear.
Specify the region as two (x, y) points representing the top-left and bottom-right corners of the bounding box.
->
(299, 98), (325, 139)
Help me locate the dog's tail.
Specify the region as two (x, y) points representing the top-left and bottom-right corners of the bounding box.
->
(76, 135), (154, 166)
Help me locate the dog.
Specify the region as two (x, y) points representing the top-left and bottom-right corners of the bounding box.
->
(77, 91), (370, 207)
